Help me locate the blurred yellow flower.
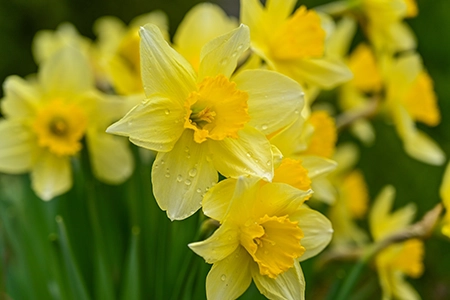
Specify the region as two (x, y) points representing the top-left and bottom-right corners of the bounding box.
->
(240, 0), (352, 89)
(107, 24), (304, 220)
(440, 162), (450, 237)
(383, 52), (444, 165)
(0, 46), (133, 200)
(190, 176), (332, 299)
(369, 185), (424, 300)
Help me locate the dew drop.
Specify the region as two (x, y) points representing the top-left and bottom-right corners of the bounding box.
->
(261, 124), (268, 131)
(196, 188), (202, 193)
(177, 175), (183, 182)
(237, 44), (244, 51)
(164, 109), (170, 115)
(189, 168), (197, 177)
(127, 121), (133, 126)
(221, 274), (227, 281)
(254, 159), (259, 163)
(161, 159), (165, 165)
(185, 179), (191, 186)
(231, 51), (238, 58)
(220, 58), (228, 65)
(294, 109), (300, 114)
(165, 173), (170, 178)
(246, 152), (252, 158)
(154, 164), (159, 169)
(266, 160), (272, 166)
(184, 147), (190, 153)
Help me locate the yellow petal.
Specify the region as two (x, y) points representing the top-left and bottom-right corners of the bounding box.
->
(86, 129), (134, 184)
(325, 16), (357, 58)
(240, 0), (268, 57)
(348, 43), (382, 92)
(31, 151), (72, 200)
(39, 46), (93, 96)
(302, 111), (337, 158)
(1, 75), (40, 118)
(209, 126), (273, 181)
(233, 69), (304, 135)
(174, 3), (237, 72)
(265, 0), (297, 25)
(276, 56), (352, 89)
(189, 224), (240, 264)
(139, 24), (196, 101)
(151, 130), (218, 220)
(269, 116), (307, 158)
(300, 156), (337, 178)
(106, 95), (185, 152)
(206, 246), (253, 300)
(202, 178), (238, 222)
(198, 24), (250, 81)
(130, 10), (169, 33)
(252, 259), (305, 300)
(440, 163), (450, 235)
(0, 120), (38, 174)
(290, 206), (333, 261)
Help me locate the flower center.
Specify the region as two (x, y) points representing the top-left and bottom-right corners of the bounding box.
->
(33, 99), (87, 156)
(240, 214), (305, 278)
(270, 6), (325, 61)
(273, 158), (312, 192)
(402, 71), (440, 126)
(184, 74), (250, 143)
(348, 43), (382, 93)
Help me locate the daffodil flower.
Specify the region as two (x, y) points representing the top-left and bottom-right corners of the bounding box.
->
(369, 186), (424, 300)
(190, 176), (332, 299)
(106, 24), (304, 220)
(0, 46), (133, 200)
(240, 0), (352, 90)
(383, 52), (445, 165)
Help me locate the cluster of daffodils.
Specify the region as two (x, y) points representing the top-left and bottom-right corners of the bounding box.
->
(0, 0), (448, 299)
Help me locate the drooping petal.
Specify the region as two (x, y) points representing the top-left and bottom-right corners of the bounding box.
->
(206, 246), (253, 300)
(139, 24), (196, 101)
(86, 129), (134, 184)
(290, 206), (333, 261)
(189, 224), (240, 264)
(202, 178), (238, 222)
(0, 120), (38, 174)
(31, 152), (72, 200)
(210, 126), (273, 181)
(106, 95), (185, 152)
(252, 259), (305, 300)
(174, 3), (237, 71)
(198, 24), (250, 81)
(276, 56), (352, 89)
(39, 46), (93, 96)
(151, 130), (218, 220)
(233, 69), (304, 135)
(1, 76), (40, 118)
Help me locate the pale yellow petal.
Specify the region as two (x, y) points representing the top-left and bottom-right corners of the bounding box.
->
(440, 163), (450, 209)
(276, 56), (352, 89)
(151, 130), (218, 220)
(386, 52), (421, 100)
(93, 16), (126, 53)
(31, 151), (72, 200)
(240, 0), (269, 56)
(189, 224), (240, 264)
(291, 206), (333, 261)
(174, 3), (237, 71)
(39, 46), (93, 96)
(252, 259), (305, 300)
(310, 177), (336, 205)
(1, 76), (40, 118)
(300, 156), (337, 178)
(369, 185), (396, 239)
(325, 16), (357, 58)
(130, 10), (169, 34)
(106, 95), (185, 152)
(198, 24), (250, 80)
(202, 178), (238, 222)
(233, 69), (304, 135)
(269, 116), (307, 158)
(86, 129), (134, 184)
(266, 0), (297, 25)
(139, 24), (196, 101)
(210, 126), (273, 181)
(0, 120), (37, 174)
(206, 246), (253, 300)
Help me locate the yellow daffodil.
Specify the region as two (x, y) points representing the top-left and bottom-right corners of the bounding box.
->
(269, 110), (338, 204)
(106, 24), (304, 220)
(240, 0), (352, 90)
(440, 162), (450, 237)
(0, 46), (133, 200)
(190, 176), (332, 299)
(369, 185), (424, 300)
(383, 52), (445, 165)
(173, 3), (238, 72)
(93, 11), (168, 96)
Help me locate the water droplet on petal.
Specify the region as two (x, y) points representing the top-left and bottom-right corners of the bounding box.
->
(294, 109), (300, 114)
(177, 175), (183, 182)
(237, 44), (244, 51)
(246, 152), (252, 158)
(165, 109), (170, 115)
(221, 274), (227, 281)
(196, 188), (202, 193)
(220, 58), (228, 65)
(266, 160), (272, 166)
(185, 179), (191, 186)
(261, 124), (268, 131)
(231, 51), (238, 58)
(189, 168), (197, 177)
(161, 160), (165, 165)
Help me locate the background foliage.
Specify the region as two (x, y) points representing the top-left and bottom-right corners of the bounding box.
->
(0, 0), (449, 299)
